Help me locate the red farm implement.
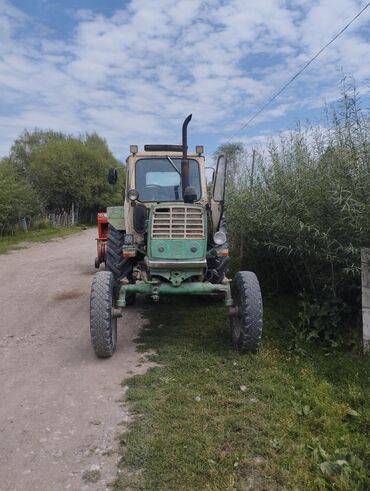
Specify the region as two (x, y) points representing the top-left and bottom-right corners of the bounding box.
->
(95, 212), (108, 269)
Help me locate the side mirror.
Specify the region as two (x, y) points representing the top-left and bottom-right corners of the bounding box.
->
(108, 168), (118, 185)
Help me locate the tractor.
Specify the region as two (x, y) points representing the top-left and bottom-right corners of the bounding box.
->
(89, 115), (263, 358)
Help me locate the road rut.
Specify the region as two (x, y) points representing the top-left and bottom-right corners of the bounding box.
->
(0, 229), (147, 490)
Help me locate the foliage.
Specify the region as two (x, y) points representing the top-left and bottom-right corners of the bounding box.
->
(222, 80), (370, 335)
(0, 158), (42, 234)
(295, 296), (354, 348)
(1, 129), (125, 234)
(115, 297), (370, 491)
(9, 130), (124, 212)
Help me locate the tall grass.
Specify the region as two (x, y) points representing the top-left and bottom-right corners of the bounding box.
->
(225, 80), (370, 340)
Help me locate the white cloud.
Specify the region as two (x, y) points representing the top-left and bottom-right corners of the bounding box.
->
(0, 0), (370, 158)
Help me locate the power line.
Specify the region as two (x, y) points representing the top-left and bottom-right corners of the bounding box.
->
(230, 1), (370, 139)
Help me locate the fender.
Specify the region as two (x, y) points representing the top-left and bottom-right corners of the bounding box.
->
(107, 206), (125, 230)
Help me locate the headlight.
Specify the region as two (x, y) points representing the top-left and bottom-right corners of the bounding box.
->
(127, 188), (139, 201)
(213, 230), (226, 245)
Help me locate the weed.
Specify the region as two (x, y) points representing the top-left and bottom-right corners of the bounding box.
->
(82, 469), (101, 483)
(115, 297), (370, 490)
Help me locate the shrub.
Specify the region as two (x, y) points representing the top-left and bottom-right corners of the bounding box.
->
(9, 130), (125, 214)
(222, 80), (370, 335)
(0, 158), (42, 234)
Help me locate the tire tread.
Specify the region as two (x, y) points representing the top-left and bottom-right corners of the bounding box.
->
(90, 271), (116, 358)
(232, 271), (263, 353)
(106, 224), (136, 305)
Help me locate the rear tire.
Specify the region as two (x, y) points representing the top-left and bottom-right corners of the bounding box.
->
(230, 271), (263, 353)
(106, 224), (127, 280)
(106, 224), (136, 305)
(90, 271), (117, 358)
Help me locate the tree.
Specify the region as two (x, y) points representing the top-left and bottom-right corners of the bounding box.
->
(0, 158), (42, 234)
(8, 130), (124, 212)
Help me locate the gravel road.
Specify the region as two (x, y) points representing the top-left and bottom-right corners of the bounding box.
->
(0, 229), (147, 491)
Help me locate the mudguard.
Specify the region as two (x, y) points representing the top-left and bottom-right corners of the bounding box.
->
(107, 206), (125, 230)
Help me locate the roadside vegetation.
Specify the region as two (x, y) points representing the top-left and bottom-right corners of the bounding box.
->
(224, 79), (370, 344)
(115, 298), (370, 491)
(0, 129), (124, 235)
(0, 226), (82, 255)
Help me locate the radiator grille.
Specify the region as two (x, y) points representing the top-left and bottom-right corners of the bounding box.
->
(151, 206), (204, 240)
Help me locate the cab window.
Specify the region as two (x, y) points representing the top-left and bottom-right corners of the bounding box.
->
(135, 158), (201, 202)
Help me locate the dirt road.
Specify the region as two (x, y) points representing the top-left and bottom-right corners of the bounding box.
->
(0, 229), (147, 491)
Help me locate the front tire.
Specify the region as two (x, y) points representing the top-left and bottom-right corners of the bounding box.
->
(90, 271), (117, 358)
(230, 271), (263, 353)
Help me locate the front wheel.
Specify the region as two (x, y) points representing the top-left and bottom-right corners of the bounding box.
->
(90, 271), (117, 358)
(230, 271), (263, 353)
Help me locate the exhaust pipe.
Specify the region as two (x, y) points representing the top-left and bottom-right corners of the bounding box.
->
(181, 114), (195, 203)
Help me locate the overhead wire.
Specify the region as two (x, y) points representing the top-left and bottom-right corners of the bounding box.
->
(230, 1), (370, 139)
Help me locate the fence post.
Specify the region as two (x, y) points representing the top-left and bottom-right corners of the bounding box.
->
(71, 203), (75, 226)
(20, 217), (28, 232)
(361, 248), (370, 353)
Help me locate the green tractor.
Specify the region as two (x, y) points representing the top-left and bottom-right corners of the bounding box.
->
(89, 115), (263, 358)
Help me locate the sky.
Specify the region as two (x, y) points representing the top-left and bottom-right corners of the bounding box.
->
(0, 0), (370, 161)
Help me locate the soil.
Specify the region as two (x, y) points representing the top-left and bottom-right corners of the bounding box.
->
(0, 229), (148, 491)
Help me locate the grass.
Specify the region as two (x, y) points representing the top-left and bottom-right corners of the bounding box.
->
(82, 469), (101, 483)
(115, 296), (370, 491)
(0, 226), (82, 254)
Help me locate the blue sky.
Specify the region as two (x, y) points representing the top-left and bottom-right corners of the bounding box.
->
(1, 0), (370, 161)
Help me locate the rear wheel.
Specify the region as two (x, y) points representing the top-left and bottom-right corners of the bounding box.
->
(230, 271), (263, 353)
(90, 271), (117, 358)
(106, 224), (136, 305)
(106, 224), (127, 279)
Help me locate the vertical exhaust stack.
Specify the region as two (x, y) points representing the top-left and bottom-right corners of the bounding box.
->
(181, 114), (196, 203)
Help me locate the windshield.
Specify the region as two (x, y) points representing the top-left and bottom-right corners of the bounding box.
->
(135, 158), (201, 202)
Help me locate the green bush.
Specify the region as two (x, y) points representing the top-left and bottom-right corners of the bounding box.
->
(9, 130), (124, 213)
(0, 130), (126, 235)
(0, 158), (42, 234)
(223, 81), (370, 336)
